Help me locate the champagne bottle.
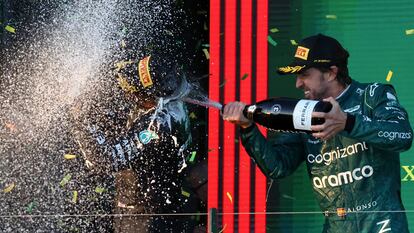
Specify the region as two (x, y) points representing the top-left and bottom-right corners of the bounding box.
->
(243, 97), (332, 132)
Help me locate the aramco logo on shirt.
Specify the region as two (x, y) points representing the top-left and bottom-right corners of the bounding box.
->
(313, 165), (374, 188)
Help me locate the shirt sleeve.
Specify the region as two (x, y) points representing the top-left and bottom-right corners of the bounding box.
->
(240, 125), (305, 179)
(341, 83), (413, 152)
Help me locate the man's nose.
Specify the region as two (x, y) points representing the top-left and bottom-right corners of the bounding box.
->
(295, 77), (303, 89)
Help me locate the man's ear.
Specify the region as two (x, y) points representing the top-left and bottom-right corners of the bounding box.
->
(327, 65), (338, 82)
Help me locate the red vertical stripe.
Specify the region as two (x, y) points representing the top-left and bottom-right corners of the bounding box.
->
(239, 0), (252, 232)
(255, 1), (268, 233)
(222, 0), (237, 232)
(208, 0), (220, 230)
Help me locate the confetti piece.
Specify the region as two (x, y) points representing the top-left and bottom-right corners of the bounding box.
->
(270, 28), (279, 33)
(226, 192), (233, 203)
(4, 25), (16, 33)
(234, 139), (239, 144)
(219, 79), (227, 88)
(405, 29), (414, 35)
(26, 201), (36, 213)
(386, 70), (393, 82)
(3, 183), (15, 193)
(181, 189), (191, 197)
(95, 186), (106, 194)
(189, 151), (197, 162)
(164, 29), (174, 36)
(72, 191), (78, 203)
(290, 39), (298, 45)
(60, 174), (72, 187)
(326, 15), (337, 19)
(282, 194), (296, 200)
(120, 40), (126, 48)
(204, 21), (208, 31)
(219, 224), (227, 233)
(202, 44), (210, 48)
(64, 154), (77, 160)
(4, 122), (17, 132)
(267, 35), (278, 46)
(202, 48), (210, 59)
(208, 148), (217, 152)
(241, 73), (249, 80)
(189, 112), (197, 119)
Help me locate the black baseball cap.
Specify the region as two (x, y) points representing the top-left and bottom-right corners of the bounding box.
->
(277, 34), (349, 75)
(115, 53), (183, 101)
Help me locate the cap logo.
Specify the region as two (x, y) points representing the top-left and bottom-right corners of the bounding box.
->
(295, 46), (310, 60)
(278, 65), (306, 74)
(138, 56), (153, 88)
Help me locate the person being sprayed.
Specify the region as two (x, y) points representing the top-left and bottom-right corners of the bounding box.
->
(71, 52), (201, 232)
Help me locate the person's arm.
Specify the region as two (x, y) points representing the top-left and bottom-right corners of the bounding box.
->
(240, 125), (305, 179)
(312, 84), (412, 152)
(342, 84), (413, 152)
(223, 102), (305, 179)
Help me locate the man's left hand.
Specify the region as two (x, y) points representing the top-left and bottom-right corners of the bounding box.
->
(310, 97), (347, 141)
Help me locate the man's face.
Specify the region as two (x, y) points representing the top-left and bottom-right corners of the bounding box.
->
(295, 67), (331, 100)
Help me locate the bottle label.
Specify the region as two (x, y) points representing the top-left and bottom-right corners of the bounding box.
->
(293, 100), (318, 131)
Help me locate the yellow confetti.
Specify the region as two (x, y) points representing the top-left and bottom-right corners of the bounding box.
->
(60, 174), (72, 187)
(189, 112), (197, 119)
(386, 70), (393, 82)
(405, 29), (414, 35)
(181, 189), (191, 197)
(290, 39), (298, 46)
(64, 154), (77, 160)
(202, 48), (210, 60)
(326, 15), (337, 19)
(226, 192), (233, 203)
(3, 183), (15, 193)
(72, 191), (78, 203)
(95, 186), (106, 194)
(269, 28), (279, 33)
(4, 25), (16, 33)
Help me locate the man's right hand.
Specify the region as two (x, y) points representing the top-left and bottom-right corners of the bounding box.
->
(222, 101), (253, 128)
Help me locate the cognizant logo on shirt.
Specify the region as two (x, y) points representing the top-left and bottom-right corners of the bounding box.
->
(313, 165), (374, 189)
(307, 142), (368, 165)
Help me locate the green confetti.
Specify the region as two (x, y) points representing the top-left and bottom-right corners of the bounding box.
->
(269, 28), (279, 33)
(290, 39), (298, 46)
(26, 201), (36, 213)
(204, 21), (208, 31)
(60, 174), (72, 187)
(241, 73), (249, 80)
(235, 139), (239, 144)
(219, 79), (227, 88)
(267, 35), (277, 46)
(95, 186), (106, 194)
(202, 44), (210, 48)
(189, 151), (197, 163)
(4, 25), (15, 34)
(181, 189), (191, 197)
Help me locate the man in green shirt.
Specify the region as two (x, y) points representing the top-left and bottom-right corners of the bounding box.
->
(222, 34), (412, 233)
